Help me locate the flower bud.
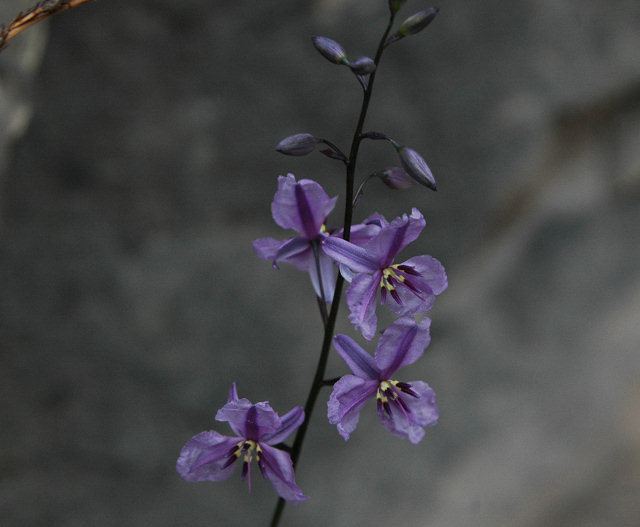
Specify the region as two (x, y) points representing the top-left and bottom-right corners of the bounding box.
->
(398, 8), (439, 36)
(276, 133), (319, 156)
(398, 146), (437, 190)
(379, 167), (414, 190)
(386, 7), (439, 45)
(348, 56), (376, 75)
(311, 36), (348, 65)
(388, 0), (408, 14)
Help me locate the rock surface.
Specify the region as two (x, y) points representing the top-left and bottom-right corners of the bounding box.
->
(1, 1), (639, 526)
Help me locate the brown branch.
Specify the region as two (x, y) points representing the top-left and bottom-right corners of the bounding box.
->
(0, 0), (94, 52)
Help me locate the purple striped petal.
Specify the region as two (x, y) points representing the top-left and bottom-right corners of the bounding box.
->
(214, 395), (252, 437)
(333, 334), (379, 379)
(216, 399), (281, 440)
(339, 263), (356, 283)
(374, 317), (431, 378)
(376, 381), (438, 444)
(364, 208), (425, 267)
(401, 255), (448, 295)
(273, 236), (311, 268)
(308, 250), (336, 302)
(176, 431), (241, 482)
(259, 444), (308, 501)
(253, 236), (312, 271)
(322, 236), (380, 273)
(262, 406), (304, 445)
(271, 174), (337, 239)
(228, 383), (239, 402)
(346, 271), (382, 340)
(327, 375), (378, 440)
(253, 237), (284, 261)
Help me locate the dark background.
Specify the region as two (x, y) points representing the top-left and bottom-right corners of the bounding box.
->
(1, 1), (639, 525)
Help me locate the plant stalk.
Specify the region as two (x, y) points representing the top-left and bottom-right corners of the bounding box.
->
(270, 12), (396, 527)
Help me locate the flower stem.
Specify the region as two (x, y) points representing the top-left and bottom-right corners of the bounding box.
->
(270, 12), (396, 527)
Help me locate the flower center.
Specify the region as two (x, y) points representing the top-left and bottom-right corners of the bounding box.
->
(234, 439), (261, 464)
(379, 264), (423, 304)
(223, 439), (263, 491)
(376, 379), (419, 417)
(380, 265), (405, 291)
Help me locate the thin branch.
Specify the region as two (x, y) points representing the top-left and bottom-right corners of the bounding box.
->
(0, 0), (94, 53)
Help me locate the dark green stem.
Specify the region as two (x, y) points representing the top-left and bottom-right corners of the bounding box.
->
(270, 13), (396, 527)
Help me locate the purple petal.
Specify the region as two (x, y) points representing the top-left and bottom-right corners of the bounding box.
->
(214, 396), (252, 437)
(327, 375), (378, 440)
(361, 212), (389, 229)
(228, 383), (239, 402)
(273, 236), (311, 267)
(259, 444), (308, 501)
(333, 334), (379, 379)
(347, 222), (383, 246)
(308, 250), (336, 302)
(176, 431), (241, 482)
(382, 255), (447, 317)
(330, 213), (387, 245)
(271, 174), (337, 239)
(247, 402), (282, 441)
(262, 406), (305, 445)
(377, 381), (438, 444)
(383, 278), (436, 317)
(364, 208), (425, 267)
(374, 317), (431, 378)
(401, 255), (448, 295)
(339, 263), (356, 283)
(253, 237), (285, 261)
(322, 236), (380, 273)
(216, 399), (281, 440)
(346, 271), (382, 340)
(253, 237), (312, 271)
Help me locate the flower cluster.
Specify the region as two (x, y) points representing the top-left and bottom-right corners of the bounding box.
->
(176, 2), (445, 518)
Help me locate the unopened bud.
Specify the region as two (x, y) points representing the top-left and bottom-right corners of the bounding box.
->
(388, 0), (408, 14)
(399, 8), (439, 36)
(386, 7), (439, 45)
(348, 57), (376, 75)
(312, 36), (348, 65)
(398, 147), (437, 190)
(276, 133), (319, 156)
(379, 167), (414, 190)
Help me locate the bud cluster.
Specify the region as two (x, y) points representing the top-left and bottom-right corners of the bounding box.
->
(312, 36), (377, 77)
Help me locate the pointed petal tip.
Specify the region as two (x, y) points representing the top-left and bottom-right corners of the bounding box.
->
(228, 383), (239, 402)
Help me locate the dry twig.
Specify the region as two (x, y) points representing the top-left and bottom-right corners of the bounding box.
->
(0, 0), (94, 52)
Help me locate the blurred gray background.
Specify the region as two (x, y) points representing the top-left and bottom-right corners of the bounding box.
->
(1, 0), (639, 525)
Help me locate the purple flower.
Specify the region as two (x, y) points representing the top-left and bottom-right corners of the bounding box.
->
(321, 208), (447, 340)
(253, 174), (380, 302)
(177, 383), (307, 502)
(328, 317), (438, 443)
